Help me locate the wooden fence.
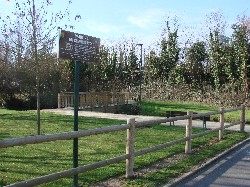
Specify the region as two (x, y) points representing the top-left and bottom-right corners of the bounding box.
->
(58, 92), (129, 111)
(0, 105), (246, 187)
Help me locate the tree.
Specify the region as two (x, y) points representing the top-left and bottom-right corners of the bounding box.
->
(144, 50), (160, 83)
(185, 41), (207, 88)
(159, 21), (180, 82)
(232, 21), (250, 99)
(0, 0), (79, 134)
(206, 12), (230, 89)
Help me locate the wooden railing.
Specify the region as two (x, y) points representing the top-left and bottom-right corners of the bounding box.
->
(0, 105), (246, 186)
(58, 92), (129, 111)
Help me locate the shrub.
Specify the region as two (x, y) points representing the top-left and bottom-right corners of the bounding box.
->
(4, 97), (28, 110)
(4, 94), (58, 110)
(118, 104), (142, 115)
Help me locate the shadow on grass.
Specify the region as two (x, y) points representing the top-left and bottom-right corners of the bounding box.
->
(0, 132), (11, 139)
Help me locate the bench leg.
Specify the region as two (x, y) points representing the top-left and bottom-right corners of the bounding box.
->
(170, 121), (175, 126)
(169, 111), (174, 126)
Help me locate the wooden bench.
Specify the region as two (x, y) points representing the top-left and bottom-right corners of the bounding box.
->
(166, 111), (210, 128)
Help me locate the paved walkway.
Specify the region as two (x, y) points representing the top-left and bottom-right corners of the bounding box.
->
(173, 139), (250, 187)
(42, 108), (250, 132)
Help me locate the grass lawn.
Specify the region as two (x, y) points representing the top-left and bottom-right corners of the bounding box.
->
(0, 103), (249, 186)
(140, 100), (250, 123)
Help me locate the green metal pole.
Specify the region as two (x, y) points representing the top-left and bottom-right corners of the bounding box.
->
(73, 60), (80, 187)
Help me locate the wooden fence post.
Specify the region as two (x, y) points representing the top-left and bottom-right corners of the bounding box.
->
(240, 104), (245, 131)
(219, 107), (224, 140)
(65, 95), (68, 108)
(185, 111), (192, 154)
(71, 95), (74, 107)
(58, 93), (61, 108)
(126, 118), (135, 178)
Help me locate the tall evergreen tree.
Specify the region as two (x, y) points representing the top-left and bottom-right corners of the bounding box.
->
(159, 21), (180, 81)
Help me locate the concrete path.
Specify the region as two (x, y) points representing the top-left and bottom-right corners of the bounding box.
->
(41, 108), (164, 122)
(174, 139), (250, 187)
(41, 108), (250, 132)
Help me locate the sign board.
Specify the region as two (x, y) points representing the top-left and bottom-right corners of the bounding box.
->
(58, 30), (100, 63)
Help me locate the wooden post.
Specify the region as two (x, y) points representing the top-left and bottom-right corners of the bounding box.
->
(80, 94), (84, 109)
(240, 104), (245, 131)
(185, 111), (192, 154)
(65, 95), (68, 108)
(104, 93), (107, 112)
(70, 95), (75, 107)
(126, 118), (135, 178)
(91, 94), (94, 111)
(115, 92), (119, 113)
(58, 93), (61, 108)
(86, 93), (90, 109)
(219, 107), (224, 141)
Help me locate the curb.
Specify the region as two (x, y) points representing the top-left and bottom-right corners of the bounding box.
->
(164, 137), (250, 187)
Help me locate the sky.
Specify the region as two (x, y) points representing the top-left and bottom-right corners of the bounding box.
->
(0, 0), (249, 49)
(61, 0), (250, 47)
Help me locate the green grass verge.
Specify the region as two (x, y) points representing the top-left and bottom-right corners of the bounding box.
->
(140, 100), (250, 123)
(125, 131), (248, 186)
(0, 106), (249, 187)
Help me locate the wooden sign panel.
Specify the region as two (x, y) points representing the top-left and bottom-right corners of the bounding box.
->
(58, 30), (100, 62)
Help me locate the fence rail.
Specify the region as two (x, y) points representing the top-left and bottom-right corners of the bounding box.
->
(1, 105), (246, 187)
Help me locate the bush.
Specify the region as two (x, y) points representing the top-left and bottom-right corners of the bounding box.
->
(4, 94), (58, 110)
(4, 97), (28, 110)
(118, 104), (142, 115)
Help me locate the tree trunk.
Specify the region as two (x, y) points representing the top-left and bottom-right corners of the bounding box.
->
(32, 0), (40, 135)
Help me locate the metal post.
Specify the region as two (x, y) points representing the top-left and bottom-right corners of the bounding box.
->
(73, 60), (80, 187)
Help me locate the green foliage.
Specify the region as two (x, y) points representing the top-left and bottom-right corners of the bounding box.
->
(209, 31), (228, 89)
(0, 179), (7, 187)
(1, 9), (250, 108)
(185, 41), (208, 87)
(160, 22), (180, 81)
(4, 94), (57, 110)
(143, 20), (180, 85)
(63, 43), (140, 92)
(4, 97), (28, 110)
(231, 22), (250, 98)
(144, 50), (161, 83)
(208, 15), (250, 93)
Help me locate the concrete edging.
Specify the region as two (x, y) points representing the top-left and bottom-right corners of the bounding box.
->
(164, 137), (250, 187)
